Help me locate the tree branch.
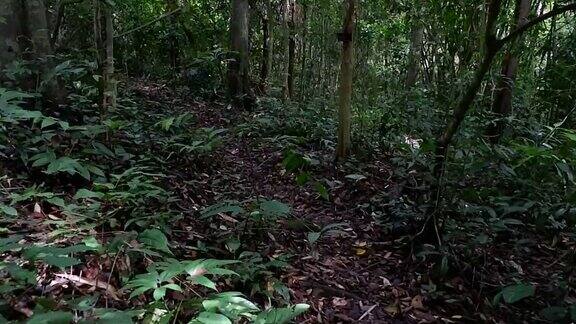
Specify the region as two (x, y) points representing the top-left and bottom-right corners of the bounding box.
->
(114, 7), (182, 39)
(499, 2), (576, 45)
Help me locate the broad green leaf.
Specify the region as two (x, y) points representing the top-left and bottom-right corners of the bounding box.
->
(27, 311), (73, 324)
(254, 304), (309, 324)
(307, 232), (321, 245)
(540, 306), (567, 322)
(501, 283), (535, 304)
(74, 189), (104, 200)
(1, 205), (17, 216)
(139, 229), (172, 254)
(259, 200), (291, 218)
(43, 255), (81, 268)
(194, 275), (217, 290)
(201, 202), (244, 219)
(315, 182), (329, 200)
(0, 237), (22, 253)
(194, 311), (232, 324)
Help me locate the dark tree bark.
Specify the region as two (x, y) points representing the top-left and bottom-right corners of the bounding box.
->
(259, 0), (273, 94)
(405, 16), (424, 88)
(287, 0), (296, 99)
(227, 0), (253, 108)
(0, 0), (23, 83)
(486, 0), (531, 143)
(93, 0), (116, 115)
(165, 0), (180, 73)
(336, 0), (356, 160)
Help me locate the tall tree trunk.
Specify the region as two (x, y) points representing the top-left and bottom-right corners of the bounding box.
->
(287, 1), (296, 99)
(165, 0), (180, 73)
(486, 0), (530, 143)
(94, 0), (115, 115)
(0, 0), (23, 83)
(336, 0), (356, 160)
(227, 0), (252, 108)
(405, 16), (424, 88)
(24, 0), (66, 107)
(24, 0), (52, 57)
(103, 4), (116, 113)
(51, 0), (66, 48)
(259, 0), (272, 94)
(281, 0), (291, 100)
(93, 0), (104, 110)
(299, 4), (308, 98)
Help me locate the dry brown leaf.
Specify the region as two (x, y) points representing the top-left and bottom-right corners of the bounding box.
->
(411, 295), (425, 310)
(55, 273), (121, 300)
(332, 297), (348, 307)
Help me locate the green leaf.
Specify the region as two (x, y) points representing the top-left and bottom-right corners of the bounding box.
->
(0, 236), (23, 252)
(153, 287), (167, 300)
(195, 312), (232, 324)
(74, 189), (104, 200)
(501, 283), (535, 304)
(40, 117), (58, 129)
(540, 306), (567, 322)
(201, 201), (244, 219)
(295, 172), (310, 185)
(307, 232), (321, 245)
(27, 311), (73, 324)
(570, 305), (576, 320)
(314, 182), (329, 200)
(139, 229), (172, 254)
(1, 205), (17, 216)
(43, 255), (81, 268)
(259, 200), (291, 218)
(194, 275), (217, 290)
(254, 304), (309, 324)
(82, 237), (102, 249)
(46, 197), (66, 207)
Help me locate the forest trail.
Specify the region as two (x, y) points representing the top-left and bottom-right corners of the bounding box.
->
(131, 81), (434, 323)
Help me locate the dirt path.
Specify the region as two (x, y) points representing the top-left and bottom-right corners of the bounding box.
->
(181, 100), (426, 323)
(132, 82), (434, 323)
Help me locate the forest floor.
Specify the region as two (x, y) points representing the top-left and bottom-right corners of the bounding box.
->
(128, 81), (461, 323)
(4, 79), (573, 323)
(130, 80), (576, 323)
(132, 81), (438, 323)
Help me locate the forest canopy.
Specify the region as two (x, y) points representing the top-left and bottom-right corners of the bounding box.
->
(0, 0), (575, 322)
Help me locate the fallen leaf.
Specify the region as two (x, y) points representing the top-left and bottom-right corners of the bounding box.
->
(55, 273), (120, 300)
(332, 297), (348, 307)
(355, 248), (367, 256)
(384, 302), (401, 317)
(411, 295), (425, 310)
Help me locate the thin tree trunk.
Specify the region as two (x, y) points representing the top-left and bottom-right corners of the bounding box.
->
(24, 0), (52, 57)
(287, 1), (296, 99)
(405, 17), (424, 88)
(282, 0), (291, 99)
(103, 4), (116, 113)
(0, 0), (23, 82)
(165, 0), (180, 73)
(299, 4), (308, 98)
(51, 0), (66, 48)
(486, 0), (530, 143)
(336, 0), (356, 160)
(227, 0), (252, 108)
(259, 0), (272, 94)
(93, 0), (105, 111)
